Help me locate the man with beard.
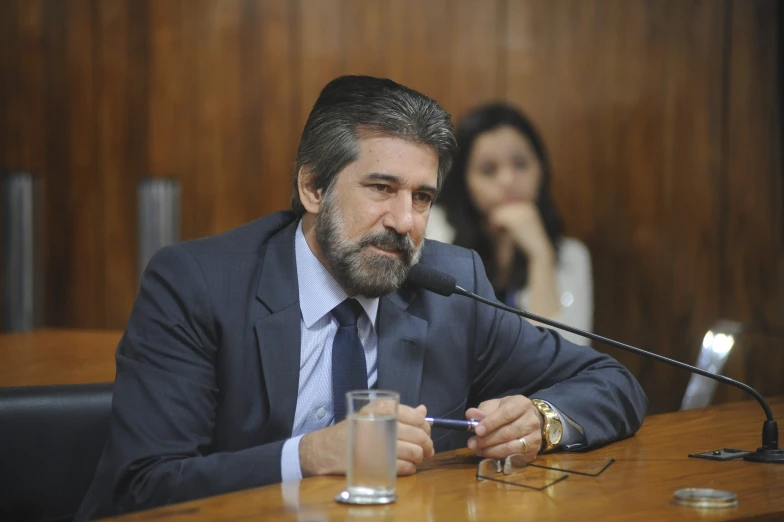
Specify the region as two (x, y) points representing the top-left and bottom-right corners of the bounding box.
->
(76, 76), (646, 520)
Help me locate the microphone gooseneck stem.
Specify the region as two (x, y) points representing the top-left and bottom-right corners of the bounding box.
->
(454, 285), (775, 423)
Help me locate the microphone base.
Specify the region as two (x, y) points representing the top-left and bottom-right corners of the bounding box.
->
(744, 420), (784, 462)
(743, 448), (784, 463)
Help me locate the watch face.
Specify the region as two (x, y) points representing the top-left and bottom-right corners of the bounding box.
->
(548, 422), (563, 445)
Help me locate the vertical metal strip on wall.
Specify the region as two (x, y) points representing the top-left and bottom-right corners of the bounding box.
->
(680, 320), (744, 410)
(1, 173), (42, 332)
(138, 178), (180, 280)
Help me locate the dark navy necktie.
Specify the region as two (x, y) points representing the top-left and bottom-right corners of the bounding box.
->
(331, 298), (367, 422)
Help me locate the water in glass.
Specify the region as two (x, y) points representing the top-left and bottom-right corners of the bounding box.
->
(346, 412), (397, 501)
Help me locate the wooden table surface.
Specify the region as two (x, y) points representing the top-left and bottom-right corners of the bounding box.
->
(106, 397), (784, 522)
(0, 329), (121, 386)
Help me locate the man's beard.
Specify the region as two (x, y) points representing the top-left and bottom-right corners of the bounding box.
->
(315, 193), (423, 298)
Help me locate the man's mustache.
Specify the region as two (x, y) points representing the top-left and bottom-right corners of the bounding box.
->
(359, 230), (416, 260)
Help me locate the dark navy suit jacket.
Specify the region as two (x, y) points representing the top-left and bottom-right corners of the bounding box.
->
(77, 211), (646, 519)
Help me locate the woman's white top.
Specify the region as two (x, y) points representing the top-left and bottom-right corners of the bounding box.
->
(425, 205), (593, 345)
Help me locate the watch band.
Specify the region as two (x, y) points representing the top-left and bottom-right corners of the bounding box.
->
(531, 398), (562, 453)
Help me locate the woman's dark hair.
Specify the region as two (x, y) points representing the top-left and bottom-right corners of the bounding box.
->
(437, 102), (564, 292)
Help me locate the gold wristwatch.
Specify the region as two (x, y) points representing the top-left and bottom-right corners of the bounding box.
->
(531, 399), (563, 453)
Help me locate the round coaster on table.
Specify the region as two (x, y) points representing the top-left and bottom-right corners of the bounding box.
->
(673, 488), (737, 509)
(335, 490), (397, 505)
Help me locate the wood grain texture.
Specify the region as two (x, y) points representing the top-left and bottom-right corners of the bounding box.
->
(41, 0), (65, 326)
(104, 397), (784, 522)
(0, 329), (121, 386)
(504, 0), (731, 413)
(66, 0), (104, 327)
(642, 0), (725, 412)
(98, 0), (139, 329)
(0, 0), (780, 412)
(716, 0), (784, 405)
(0, 1), (19, 170)
(343, 0), (391, 79)
(259, 0), (299, 216)
(0, 0), (17, 325)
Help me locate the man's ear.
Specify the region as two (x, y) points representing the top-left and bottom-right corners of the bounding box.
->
(297, 166), (323, 214)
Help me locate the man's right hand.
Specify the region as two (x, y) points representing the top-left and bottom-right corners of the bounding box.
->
(299, 404), (434, 477)
(395, 405), (434, 474)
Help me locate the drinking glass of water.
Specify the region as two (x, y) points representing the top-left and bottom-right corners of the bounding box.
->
(335, 390), (399, 505)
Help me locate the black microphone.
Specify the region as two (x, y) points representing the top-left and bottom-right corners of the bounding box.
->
(406, 263), (784, 464)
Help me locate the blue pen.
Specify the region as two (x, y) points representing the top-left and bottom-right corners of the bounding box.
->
(425, 417), (480, 432)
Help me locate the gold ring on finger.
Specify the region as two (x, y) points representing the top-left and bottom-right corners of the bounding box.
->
(517, 436), (528, 454)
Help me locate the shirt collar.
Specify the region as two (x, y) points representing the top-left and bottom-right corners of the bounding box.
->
(295, 219), (379, 329)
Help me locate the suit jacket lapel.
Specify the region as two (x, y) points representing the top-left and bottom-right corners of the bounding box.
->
(255, 220), (301, 442)
(377, 289), (428, 408)
(253, 218), (430, 435)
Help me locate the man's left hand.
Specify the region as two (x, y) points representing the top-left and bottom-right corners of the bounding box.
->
(465, 395), (542, 461)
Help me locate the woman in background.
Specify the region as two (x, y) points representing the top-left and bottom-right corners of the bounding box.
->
(427, 103), (593, 344)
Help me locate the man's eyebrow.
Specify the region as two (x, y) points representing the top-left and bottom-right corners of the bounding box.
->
(365, 172), (437, 195)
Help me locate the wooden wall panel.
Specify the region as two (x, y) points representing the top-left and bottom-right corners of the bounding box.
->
(380, 0), (452, 103)
(15, 1), (46, 174)
(39, 0), (72, 327)
(593, 0), (666, 382)
(255, 0), (297, 216)
(723, 0), (782, 329)
(0, 0), (780, 413)
(65, 0), (104, 327)
(343, 0), (502, 119)
(344, 0), (393, 79)
(297, 0), (343, 130)
(507, 0), (655, 382)
(147, 0), (184, 180)
(444, 0), (502, 118)
(716, 0), (784, 404)
(207, 0), (244, 233)
(98, 0), (140, 329)
(0, 2), (19, 170)
(0, 17), (8, 341)
(0, 1), (17, 323)
(183, 0), (221, 239)
(655, 0), (725, 410)
(504, 0), (732, 412)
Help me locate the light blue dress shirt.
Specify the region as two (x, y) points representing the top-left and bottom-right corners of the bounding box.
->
(280, 220), (583, 481)
(280, 221), (379, 481)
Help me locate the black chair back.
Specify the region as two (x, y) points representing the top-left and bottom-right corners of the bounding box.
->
(0, 383), (113, 522)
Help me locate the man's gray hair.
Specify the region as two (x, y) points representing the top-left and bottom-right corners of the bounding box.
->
(291, 75), (457, 215)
